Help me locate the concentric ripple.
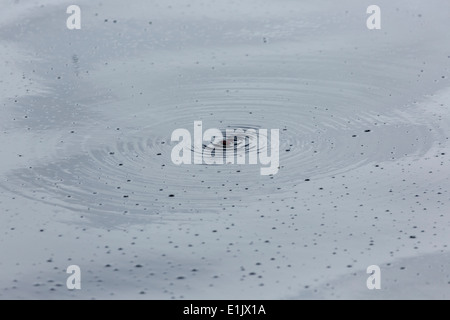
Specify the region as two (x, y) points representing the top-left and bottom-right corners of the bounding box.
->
(1, 55), (444, 222)
(189, 124), (267, 165)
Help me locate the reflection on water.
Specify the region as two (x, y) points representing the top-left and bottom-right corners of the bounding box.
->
(0, 0), (449, 299)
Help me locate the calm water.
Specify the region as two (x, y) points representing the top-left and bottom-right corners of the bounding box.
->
(0, 0), (449, 299)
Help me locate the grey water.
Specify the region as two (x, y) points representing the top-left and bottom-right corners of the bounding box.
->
(0, 0), (449, 299)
